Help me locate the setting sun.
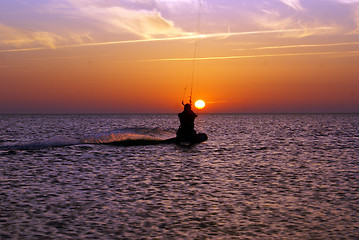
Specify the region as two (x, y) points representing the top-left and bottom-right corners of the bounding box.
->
(195, 100), (206, 109)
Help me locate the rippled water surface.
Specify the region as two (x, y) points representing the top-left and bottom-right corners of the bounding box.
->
(1, 114), (358, 239)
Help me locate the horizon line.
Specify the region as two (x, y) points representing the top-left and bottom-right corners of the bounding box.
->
(1, 112), (358, 115)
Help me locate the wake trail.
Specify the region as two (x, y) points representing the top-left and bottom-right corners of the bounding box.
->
(0, 127), (176, 151)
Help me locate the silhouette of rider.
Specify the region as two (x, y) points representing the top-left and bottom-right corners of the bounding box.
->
(177, 102), (197, 138)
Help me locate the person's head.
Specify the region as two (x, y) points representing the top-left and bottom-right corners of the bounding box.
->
(184, 103), (191, 111)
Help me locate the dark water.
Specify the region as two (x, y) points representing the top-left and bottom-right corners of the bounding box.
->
(1, 114), (358, 239)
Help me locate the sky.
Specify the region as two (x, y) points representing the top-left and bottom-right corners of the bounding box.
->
(0, 0), (359, 113)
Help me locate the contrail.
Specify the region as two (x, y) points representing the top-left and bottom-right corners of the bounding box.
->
(0, 27), (334, 53)
(250, 41), (359, 50)
(144, 50), (359, 62)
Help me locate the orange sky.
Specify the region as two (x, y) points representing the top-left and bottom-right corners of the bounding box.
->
(1, 0), (359, 113)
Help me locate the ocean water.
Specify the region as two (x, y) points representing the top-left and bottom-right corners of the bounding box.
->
(1, 114), (358, 239)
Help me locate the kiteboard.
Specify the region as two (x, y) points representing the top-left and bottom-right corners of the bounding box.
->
(102, 133), (207, 147)
(162, 133), (208, 146)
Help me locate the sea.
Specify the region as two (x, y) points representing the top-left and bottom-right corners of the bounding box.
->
(1, 113), (358, 239)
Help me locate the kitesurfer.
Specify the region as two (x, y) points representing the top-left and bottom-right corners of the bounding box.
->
(177, 102), (197, 139)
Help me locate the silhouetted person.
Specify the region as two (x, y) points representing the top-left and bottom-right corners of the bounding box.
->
(177, 102), (197, 139)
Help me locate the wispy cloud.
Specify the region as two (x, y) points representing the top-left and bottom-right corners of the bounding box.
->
(0, 0), (189, 51)
(53, 0), (187, 39)
(254, 11), (341, 38)
(278, 0), (304, 11)
(335, 0), (359, 3)
(0, 23), (63, 49)
(253, 0), (357, 37)
(0, 22), (94, 50)
(154, 0), (199, 11)
(352, 4), (359, 33)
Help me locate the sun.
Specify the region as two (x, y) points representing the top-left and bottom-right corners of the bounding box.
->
(195, 100), (206, 109)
